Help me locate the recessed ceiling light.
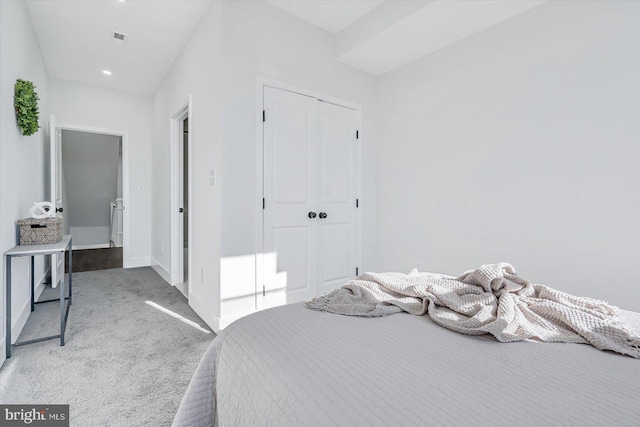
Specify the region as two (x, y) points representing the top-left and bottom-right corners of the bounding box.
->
(102, 70), (112, 76)
(117, 0), (126, 2)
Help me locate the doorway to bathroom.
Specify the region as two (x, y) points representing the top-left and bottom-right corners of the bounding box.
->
(60, 129), (124, 272)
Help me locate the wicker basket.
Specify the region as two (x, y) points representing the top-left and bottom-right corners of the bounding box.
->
(17, 217), (64, 245)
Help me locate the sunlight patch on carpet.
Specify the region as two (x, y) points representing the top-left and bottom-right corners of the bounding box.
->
(145, 301), (211, 334)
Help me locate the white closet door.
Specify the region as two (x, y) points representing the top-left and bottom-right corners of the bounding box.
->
(263, 87), (318, 308)
(316, 101), (358, 295)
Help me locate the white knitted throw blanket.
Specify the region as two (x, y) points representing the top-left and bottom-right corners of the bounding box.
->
(306, 263), (640, 358)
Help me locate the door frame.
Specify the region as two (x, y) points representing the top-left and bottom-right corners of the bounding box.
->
(255, 76), (363, 310)
(170, 96), (192, 295)
(55, 122), (131, 267)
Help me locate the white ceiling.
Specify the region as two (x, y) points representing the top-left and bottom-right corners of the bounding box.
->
(272, 0), (547, 76)
(24, 0), (547, 96)
(267, 0), (383, 34)
(25, 0), (211, 96)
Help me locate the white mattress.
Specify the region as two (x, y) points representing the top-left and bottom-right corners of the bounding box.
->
(173, 304), (640, 426)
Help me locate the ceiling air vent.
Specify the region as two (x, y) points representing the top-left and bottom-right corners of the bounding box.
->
(111, 30), (127, 45)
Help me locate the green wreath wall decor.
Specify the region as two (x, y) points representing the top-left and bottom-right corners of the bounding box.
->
(14, 79), (40, 136)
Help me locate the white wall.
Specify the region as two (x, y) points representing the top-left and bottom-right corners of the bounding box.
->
(62, 130), (120, 247)
(150, 1), (377, 329)
(151, 2), (222, 328)
(69, 227), (110, 248)
(218, 0), (377, 323)
(376, 1), (640, 310)
(49, 78), (152, 267)
(0, 0), (49, 366)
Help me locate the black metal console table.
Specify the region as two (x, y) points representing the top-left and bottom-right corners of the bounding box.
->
(5, 235), (72, 358)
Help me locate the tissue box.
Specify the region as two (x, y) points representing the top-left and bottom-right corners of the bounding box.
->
(17, 217), (63, 245)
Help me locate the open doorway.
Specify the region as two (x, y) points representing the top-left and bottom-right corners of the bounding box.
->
(171, 98), (191, 298)
(49, 117), (130, 285)
(181, 117), (189, 285)
(61, 129), (123, 272)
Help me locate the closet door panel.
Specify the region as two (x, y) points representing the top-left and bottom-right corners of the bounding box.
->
(317, 101), (358, 294)
(319, 223), (350, 284)
(272, 103), (310, 203)
(263, 87), (318, 307)
(271, 226), (310, 293)
(320, 113), (351, 204)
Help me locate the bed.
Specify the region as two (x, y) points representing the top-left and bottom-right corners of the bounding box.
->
(173, 301), (640, 426)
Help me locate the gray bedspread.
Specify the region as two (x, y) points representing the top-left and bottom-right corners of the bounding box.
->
(173, 303), (640, 426)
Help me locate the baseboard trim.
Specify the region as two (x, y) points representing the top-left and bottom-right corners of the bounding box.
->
(125, 256), (150, 269)
(175, 282), (188, 298)
(189, 293), (219, 334)
(72, 243), (110, 250)
(0, 338), (5, 368)
(11, 270), (47, 344)
(150, 257), (171, 285)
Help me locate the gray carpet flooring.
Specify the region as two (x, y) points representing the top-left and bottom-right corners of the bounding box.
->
(0, 267), (215, 426)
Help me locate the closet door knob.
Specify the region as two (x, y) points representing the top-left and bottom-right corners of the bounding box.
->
(56, 207), (64, 213)
(319, 212), (327, 219)
(308, 212), (317, 219)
